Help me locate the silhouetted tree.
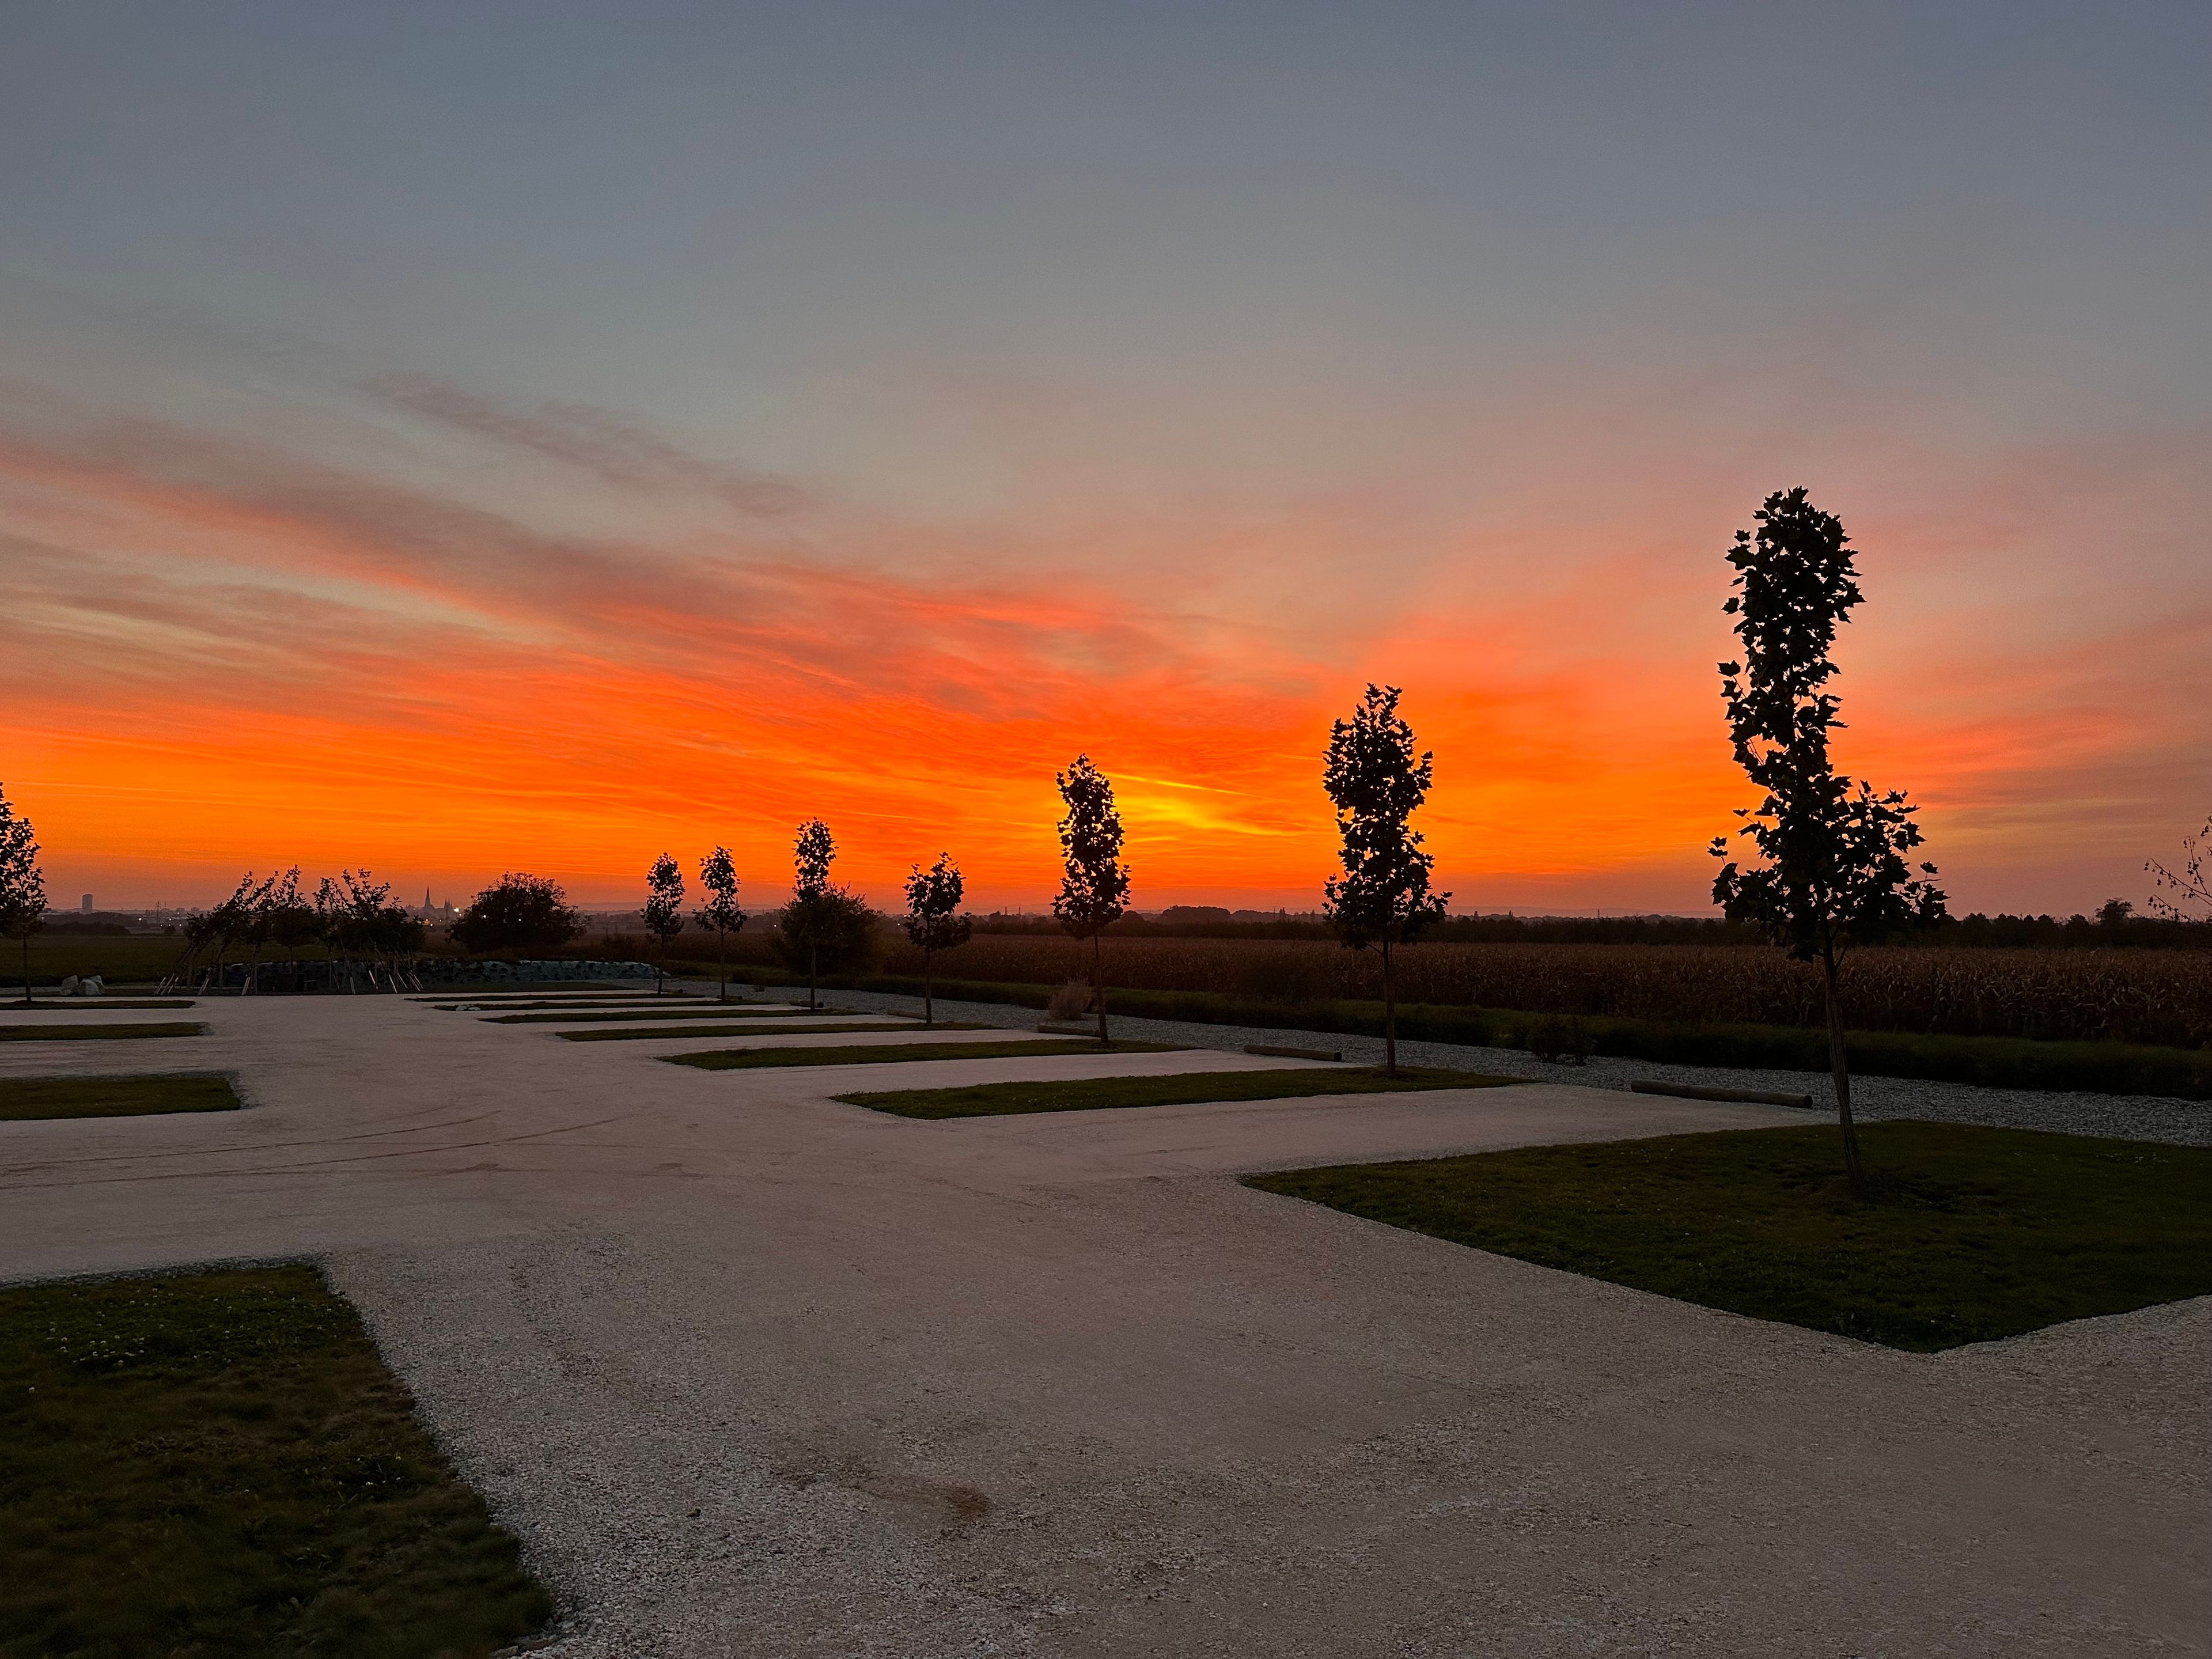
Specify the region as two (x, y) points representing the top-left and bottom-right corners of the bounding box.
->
(642, 853), (687, 995)
(0, 782), (46, 1005)
(316, 870), (426, 987)
(452, 872), (581, 955)
(2147, 813), (2211, 921)
(693, 846), (747, 1002)
(1321, 685), (1450, 1077)
(774, 820), (877, 1010)
(902, 853), (972, 1026)
(1711, 487), (1946, 1198)
(264, 869), (323, 960)
(183, 872), (260, 992)
(1053, 756), (1131, 1043)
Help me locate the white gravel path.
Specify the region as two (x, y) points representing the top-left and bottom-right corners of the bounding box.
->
(1, 992), (2204, 1656)
(753, 982), (2212, 1145)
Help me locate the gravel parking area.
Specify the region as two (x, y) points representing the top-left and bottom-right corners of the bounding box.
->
(3, 991), (2204, 1656)
(738, 980), (2212, 1145)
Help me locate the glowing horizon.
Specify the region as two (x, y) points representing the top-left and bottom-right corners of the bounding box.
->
(3, 5), (2206, 916)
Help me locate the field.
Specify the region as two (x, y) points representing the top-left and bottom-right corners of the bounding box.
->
(688, 935), (2209, 1050)
(0, 1075), (241, 1121)
(0, 1266), (551, 1654)
(1248, 1122), (2212, 1350)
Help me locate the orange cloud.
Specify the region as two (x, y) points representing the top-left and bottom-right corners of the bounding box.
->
(2, 382), (2205, 916)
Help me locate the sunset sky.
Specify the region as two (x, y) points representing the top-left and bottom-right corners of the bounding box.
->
(3, 2), (2206, 915)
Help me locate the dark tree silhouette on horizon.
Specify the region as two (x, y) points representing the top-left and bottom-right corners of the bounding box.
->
(0, 782), (46, 1005)
(775, 820), (874, 1010)
(642, 853), (687, 995)
(902, 852), (972, 1027)
(1053, 756), (1131, 1044)
(693, 846), (747, 1002)
(452, 872), (581, 955)
(1711, 486), (1946, 1198)
(1321, 684), (1449, 1077)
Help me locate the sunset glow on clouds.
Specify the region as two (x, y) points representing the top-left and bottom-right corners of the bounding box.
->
(2, 4), (2206, 914)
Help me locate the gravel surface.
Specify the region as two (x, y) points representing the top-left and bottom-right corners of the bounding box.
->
(3, 993), (2205, 1656)
(739, 980), (2212, 1145)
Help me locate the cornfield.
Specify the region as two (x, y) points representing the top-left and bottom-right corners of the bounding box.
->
(861, 936), (2212, 1049)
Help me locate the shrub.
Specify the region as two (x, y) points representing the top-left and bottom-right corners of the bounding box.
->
(451, 874), (581, 954)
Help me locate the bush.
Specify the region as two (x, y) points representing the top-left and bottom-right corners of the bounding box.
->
(450, 874), (581, 954)
(1046, 979), (1094, 1021)
(768, 890), (877, 978)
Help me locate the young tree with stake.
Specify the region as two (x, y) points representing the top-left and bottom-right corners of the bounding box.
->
(1052, 756), (1131, 1044)
(0, 783), (46, 1006)
(902, 853), (972, 1027)
(1321, 685), (1449, 1077)
(692, 847), (747, 1002)
(782, 820), (838, 1012)
(642, 853), (687, 994)
(1711, 486), (1946, 1199)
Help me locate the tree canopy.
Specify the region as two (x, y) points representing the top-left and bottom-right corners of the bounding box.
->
(1052, 756), (1130, 940)
(451, 872), (580, 953)
(1321, 684), (1449, 951)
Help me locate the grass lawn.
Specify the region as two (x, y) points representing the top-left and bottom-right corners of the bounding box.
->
(840, 1064), (1520, 1119)
(0, 1022), (204, 1043)
(1245, 1122), (2212, 1351)
(13, 999), (198, 1012)
(493, 1006), (850, 1025)
(560, 1020), (979, 1043)
(0, 1266), (552, 1656)
(0, 1075), (241, 1121)
(668, 1038), (1184, 1071)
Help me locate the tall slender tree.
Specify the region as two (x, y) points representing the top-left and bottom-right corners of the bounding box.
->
(1321, 685), (1449, 1077)
(902, 853), (972, 1027)
(782, 819), (839, 1011)
(1053, 756), (1131, 1044)
(642, 853), (687, 994)
(1711, 487), (1946, 1198)
(0, 782), (46, 1006)
(693, 846), (747, 1002)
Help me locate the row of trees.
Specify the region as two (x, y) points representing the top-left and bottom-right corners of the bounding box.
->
(173, 868), (428, 990)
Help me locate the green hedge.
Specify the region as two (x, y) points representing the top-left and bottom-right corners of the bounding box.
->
(680, 961), (2212, 1100)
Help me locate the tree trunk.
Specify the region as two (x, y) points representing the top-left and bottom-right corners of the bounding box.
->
(717, 927), (728, 1002)
(1093, 931), (1109, 1044)
(809, 938), (819, 1012)
(1382, 937), (1397, 1077)
(923, 947), (934, 1027)
(1822, 950), (1867, 1199)
(19, 935), (28, 1005)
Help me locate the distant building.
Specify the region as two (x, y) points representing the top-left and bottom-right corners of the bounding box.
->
(81, 893), (93, 911)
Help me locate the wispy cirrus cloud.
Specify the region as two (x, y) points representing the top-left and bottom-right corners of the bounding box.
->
(365, 374), (813, 517)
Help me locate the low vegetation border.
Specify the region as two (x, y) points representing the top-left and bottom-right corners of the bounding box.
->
(837, 1065), (1518, 1119)
(0, 1022), (206, 1043)
(0, 1075), (243, 1122)
(713, 967), (2212, 1099)
(0, 1264), (552, 1654)
(665, 1038), (1183, 1071)
(560, 1020), (980, 1043)
(490, 1006), (854, 1025)
(1245, 1122), (2212, 1351)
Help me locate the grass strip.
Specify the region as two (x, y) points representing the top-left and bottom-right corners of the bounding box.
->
(667, 1038), (1183, 1070)
(0, 1022), (204, 1043)
(561, 1020), (976, 1043)
(1245, 1122), (2212, 1351)
(839, 1064), (1519, 1119)
(13, 999), (196, 1011)
(716, 967), (2212, 1099)
(493, 1006), (841, 1025)
(0, 1075), (242, 1122)
(0, 1265), (552, 1654)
